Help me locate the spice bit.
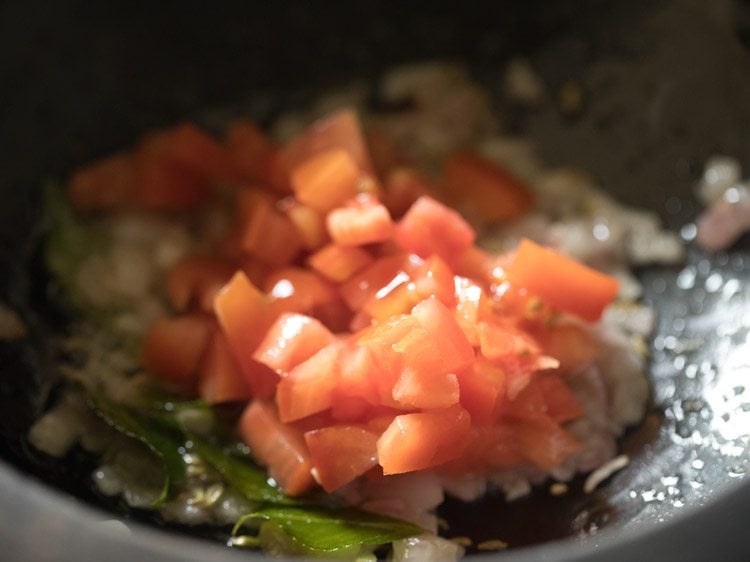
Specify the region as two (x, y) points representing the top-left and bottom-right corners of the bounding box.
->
(436, 517), (450, 531)
(584, 454), (630, 494)
(549, 482), (569, 496)
(476, 539), (509, 551)
(450, 536), (473, 548)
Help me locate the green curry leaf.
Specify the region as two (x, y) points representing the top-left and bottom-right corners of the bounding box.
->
(87, 393), (188, 507)
(233, 505), (423, 553)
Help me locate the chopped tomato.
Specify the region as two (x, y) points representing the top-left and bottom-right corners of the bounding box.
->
(305, 426), (379, 492)
(457, 358), (505, 425)
(442, 150), (534, 222)
(394, 196), (476, 265)
(377, 405), (471, 474)
(339, 254), (409, 311)
(134, 156), (212, 210)
(513, 417), (581, 471)
(239, 400), (315, 496)
(503, 373), (583, 424)
(411, 298), (475, 374)
(142, 313), (212, 391)
(326, 195), (394, 246)
(213, 271), (278, 398)
(265, 268), (339, 315)
(281, 199), (327, 250)
(531, 322), (599, 374)
(276, 341), (341, 422)
(291, 149), (361, 212)
(198, 331), (252, 404)
(506, 239), (620, 322)
(308, 244), (374, 283)
(253, 313), (336, 376)
(270, 109), (373, 191)
(236, 190), (303, 266)
(410, 255), (455, 306)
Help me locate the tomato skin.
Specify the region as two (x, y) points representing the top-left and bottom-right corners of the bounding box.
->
(304, 426), (379, 492)
(254, 313), (337, 376)
(276, 341), (341, 422)
(270, 109), (373, 191)
(339, 254), (409, 311)
(291, 149), (361, 212)
(376, 405), (471, 475)
(265, 268), (339, 316)
(281, 199), (328, 251)
(308, 244), (374, 283)
(213, 271), (278, 398)
(235, 190), (303, 266)
(326, 198), (394, 246)
(394, 196), (476, 266)
(506, 238), (619, 322)
(198, 331), (252, 404)
(411, 298), (475, 374)
(239, 400), (315, 496)
(142, 313), (213, 392)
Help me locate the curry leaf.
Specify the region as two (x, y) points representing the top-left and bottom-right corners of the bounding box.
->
(233, 505), (423, 553)
(190, 437), (298, 506)
(87, 394), (188, 507)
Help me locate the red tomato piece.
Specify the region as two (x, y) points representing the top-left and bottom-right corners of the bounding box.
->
(453, 276), (487, 346)
(477, 320), (541, 362)
(254, 313), (337, 376)
(265, 268), (339, 316)
(339, 254), (409, 311)
(270, 109), (373, 191)
(166, 255), (236, 313)
(504, 373), (583, 424)
(236, 191), (303, 266)
(457, 357), (506, 425)
(307, 244), (374, 283)
(361, 276), (420, 323)
(394, 196), (476, 266)
(239, 400), (315, 496)
(411, 298), (475, 374)
(291, 149), (361, 212)
(198, 331), (252, 404)
(305, 426), (379, 492)
(513, 417), (581, 471)
(281, 199), (328, 250)
(410, 255), (455, 306)
(275, 341), (341, 422)
(506, 239), (620, 322)
(442, 150), (535, 223)
(326, 196), (394, 246)
(531, 322), (600, 375)
(390, 326), (460, 409)
(213, 271), (278, 398)
(376, 405), (471, 474)
(142, 313), (212, 392)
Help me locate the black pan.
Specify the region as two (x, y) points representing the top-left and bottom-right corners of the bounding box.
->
(1, 0), (749, 560)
